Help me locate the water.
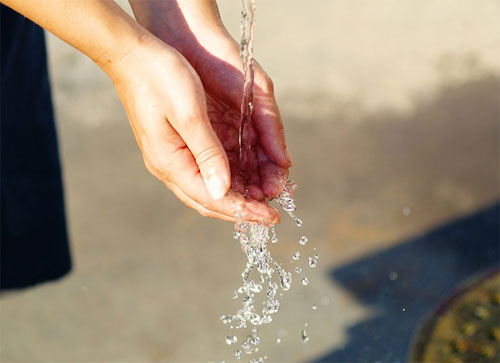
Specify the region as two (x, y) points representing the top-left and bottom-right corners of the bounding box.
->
(308, 257), (318, 268)
(301, 329), (310, 343)
(221, 179), (311, 360)
(226, 335), (238, 346)
(235, 350), (243, 360)
(238, 0), (256, 180)
(219, 0), (316, 360)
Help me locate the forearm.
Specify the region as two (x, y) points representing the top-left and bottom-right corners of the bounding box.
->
(127, 0), (230, 56)
(1, 0), (150, 77)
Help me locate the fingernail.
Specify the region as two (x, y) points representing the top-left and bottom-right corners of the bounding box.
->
(205, 173), (227, 200)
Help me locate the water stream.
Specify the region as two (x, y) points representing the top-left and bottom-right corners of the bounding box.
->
(237, 0), (256, 181)
(218, 1), (316, 361)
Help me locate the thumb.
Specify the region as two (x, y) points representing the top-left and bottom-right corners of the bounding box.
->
(194, 134), (231, 201)
(169, 108), (230, 201)
(163, 59), (230, 200)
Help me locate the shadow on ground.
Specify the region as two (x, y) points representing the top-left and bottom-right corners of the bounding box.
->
(314, 202), (500, 363)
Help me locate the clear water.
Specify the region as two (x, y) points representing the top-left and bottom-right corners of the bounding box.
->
(221, 179), (316, 360)
(238, 0), (256, 180)
(218, 0), (319, 361)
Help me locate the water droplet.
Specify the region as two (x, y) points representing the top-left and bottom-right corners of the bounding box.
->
(280, 272), (292, 291)
(389, 271), (398, 281)
(226, 335), (237, 345)
(270, 226), (278, 243)
(233, 291), (239, 299)
(308, 257), (318, 268)
(301, 329), (309, 343)
(320, 296), (330, 306)
(238, 221), (249, 231)
(220, 315), (232, 325)
(248, 280), (263, 293)
(251, 335), (261, 345)
(252, 326), (258, 334)
(296, 218), (304, 227)
(299, 236), (308, 245)
(302, 277), (309, 286)
(276, 338), (281, 344)
(295, 266), (302, 273)
(233, 231), (241, 239)
(234, 350), (242, 360)
(402, 207), (411, 216)
(402, 307), (406, 312)
(312, 304), (317, 310)
(292, 251), (301, 261)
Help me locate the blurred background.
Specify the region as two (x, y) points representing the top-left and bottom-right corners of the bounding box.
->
(1, 0), (499, 362)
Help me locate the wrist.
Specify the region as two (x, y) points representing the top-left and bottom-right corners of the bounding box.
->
(128, 0), (230, 57)
(101, 31), (160, 86)
(94, 21), (153, 81)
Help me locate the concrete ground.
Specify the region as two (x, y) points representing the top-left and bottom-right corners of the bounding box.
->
(1, 1), (499, 362)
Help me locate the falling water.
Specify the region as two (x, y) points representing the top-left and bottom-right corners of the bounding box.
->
(218, 0), (318, 361)
(238, 0), (256, 181)
(222, 181), (304, 360)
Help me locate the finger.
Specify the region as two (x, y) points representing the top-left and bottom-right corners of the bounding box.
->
(165, 180), (237, 222)
(251, 67), (292, 168)
(166, 64), (231, 201)
(226, 148), (265, 201)
(144, 118), (277, 223)
(257, 146), (289, 198)
(169, 148), (280, 224)
(200, 46), (292, 169)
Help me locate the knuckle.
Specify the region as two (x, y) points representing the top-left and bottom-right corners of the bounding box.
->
(195, 145), (224, 168)
(261, 74), (274, 94)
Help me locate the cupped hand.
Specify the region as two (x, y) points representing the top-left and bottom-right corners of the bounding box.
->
(128, 0), (293, 215)
(109, 35), (280, 223)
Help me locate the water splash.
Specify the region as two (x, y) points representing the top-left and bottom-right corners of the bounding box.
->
(219, 0), (315, 360)
(221, 182), (305, 360)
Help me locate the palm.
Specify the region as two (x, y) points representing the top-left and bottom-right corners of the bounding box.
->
(193, 38), (290, 201)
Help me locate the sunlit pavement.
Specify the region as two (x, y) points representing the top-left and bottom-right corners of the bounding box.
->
(1, 1), (499, 362)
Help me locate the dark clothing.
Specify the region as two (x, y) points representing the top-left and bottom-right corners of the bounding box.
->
(1, 5), (71, 289)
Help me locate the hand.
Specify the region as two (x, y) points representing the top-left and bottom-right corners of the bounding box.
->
(128, 0), (293, 210)
(108, 35), (280, 223)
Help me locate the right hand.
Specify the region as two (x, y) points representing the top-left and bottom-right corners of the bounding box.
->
(108, 35), (280, 224)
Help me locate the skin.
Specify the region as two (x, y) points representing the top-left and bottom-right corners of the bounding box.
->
(2, 0), (292, 224)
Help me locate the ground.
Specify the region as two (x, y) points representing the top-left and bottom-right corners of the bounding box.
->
(1, 1), (499, 362)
